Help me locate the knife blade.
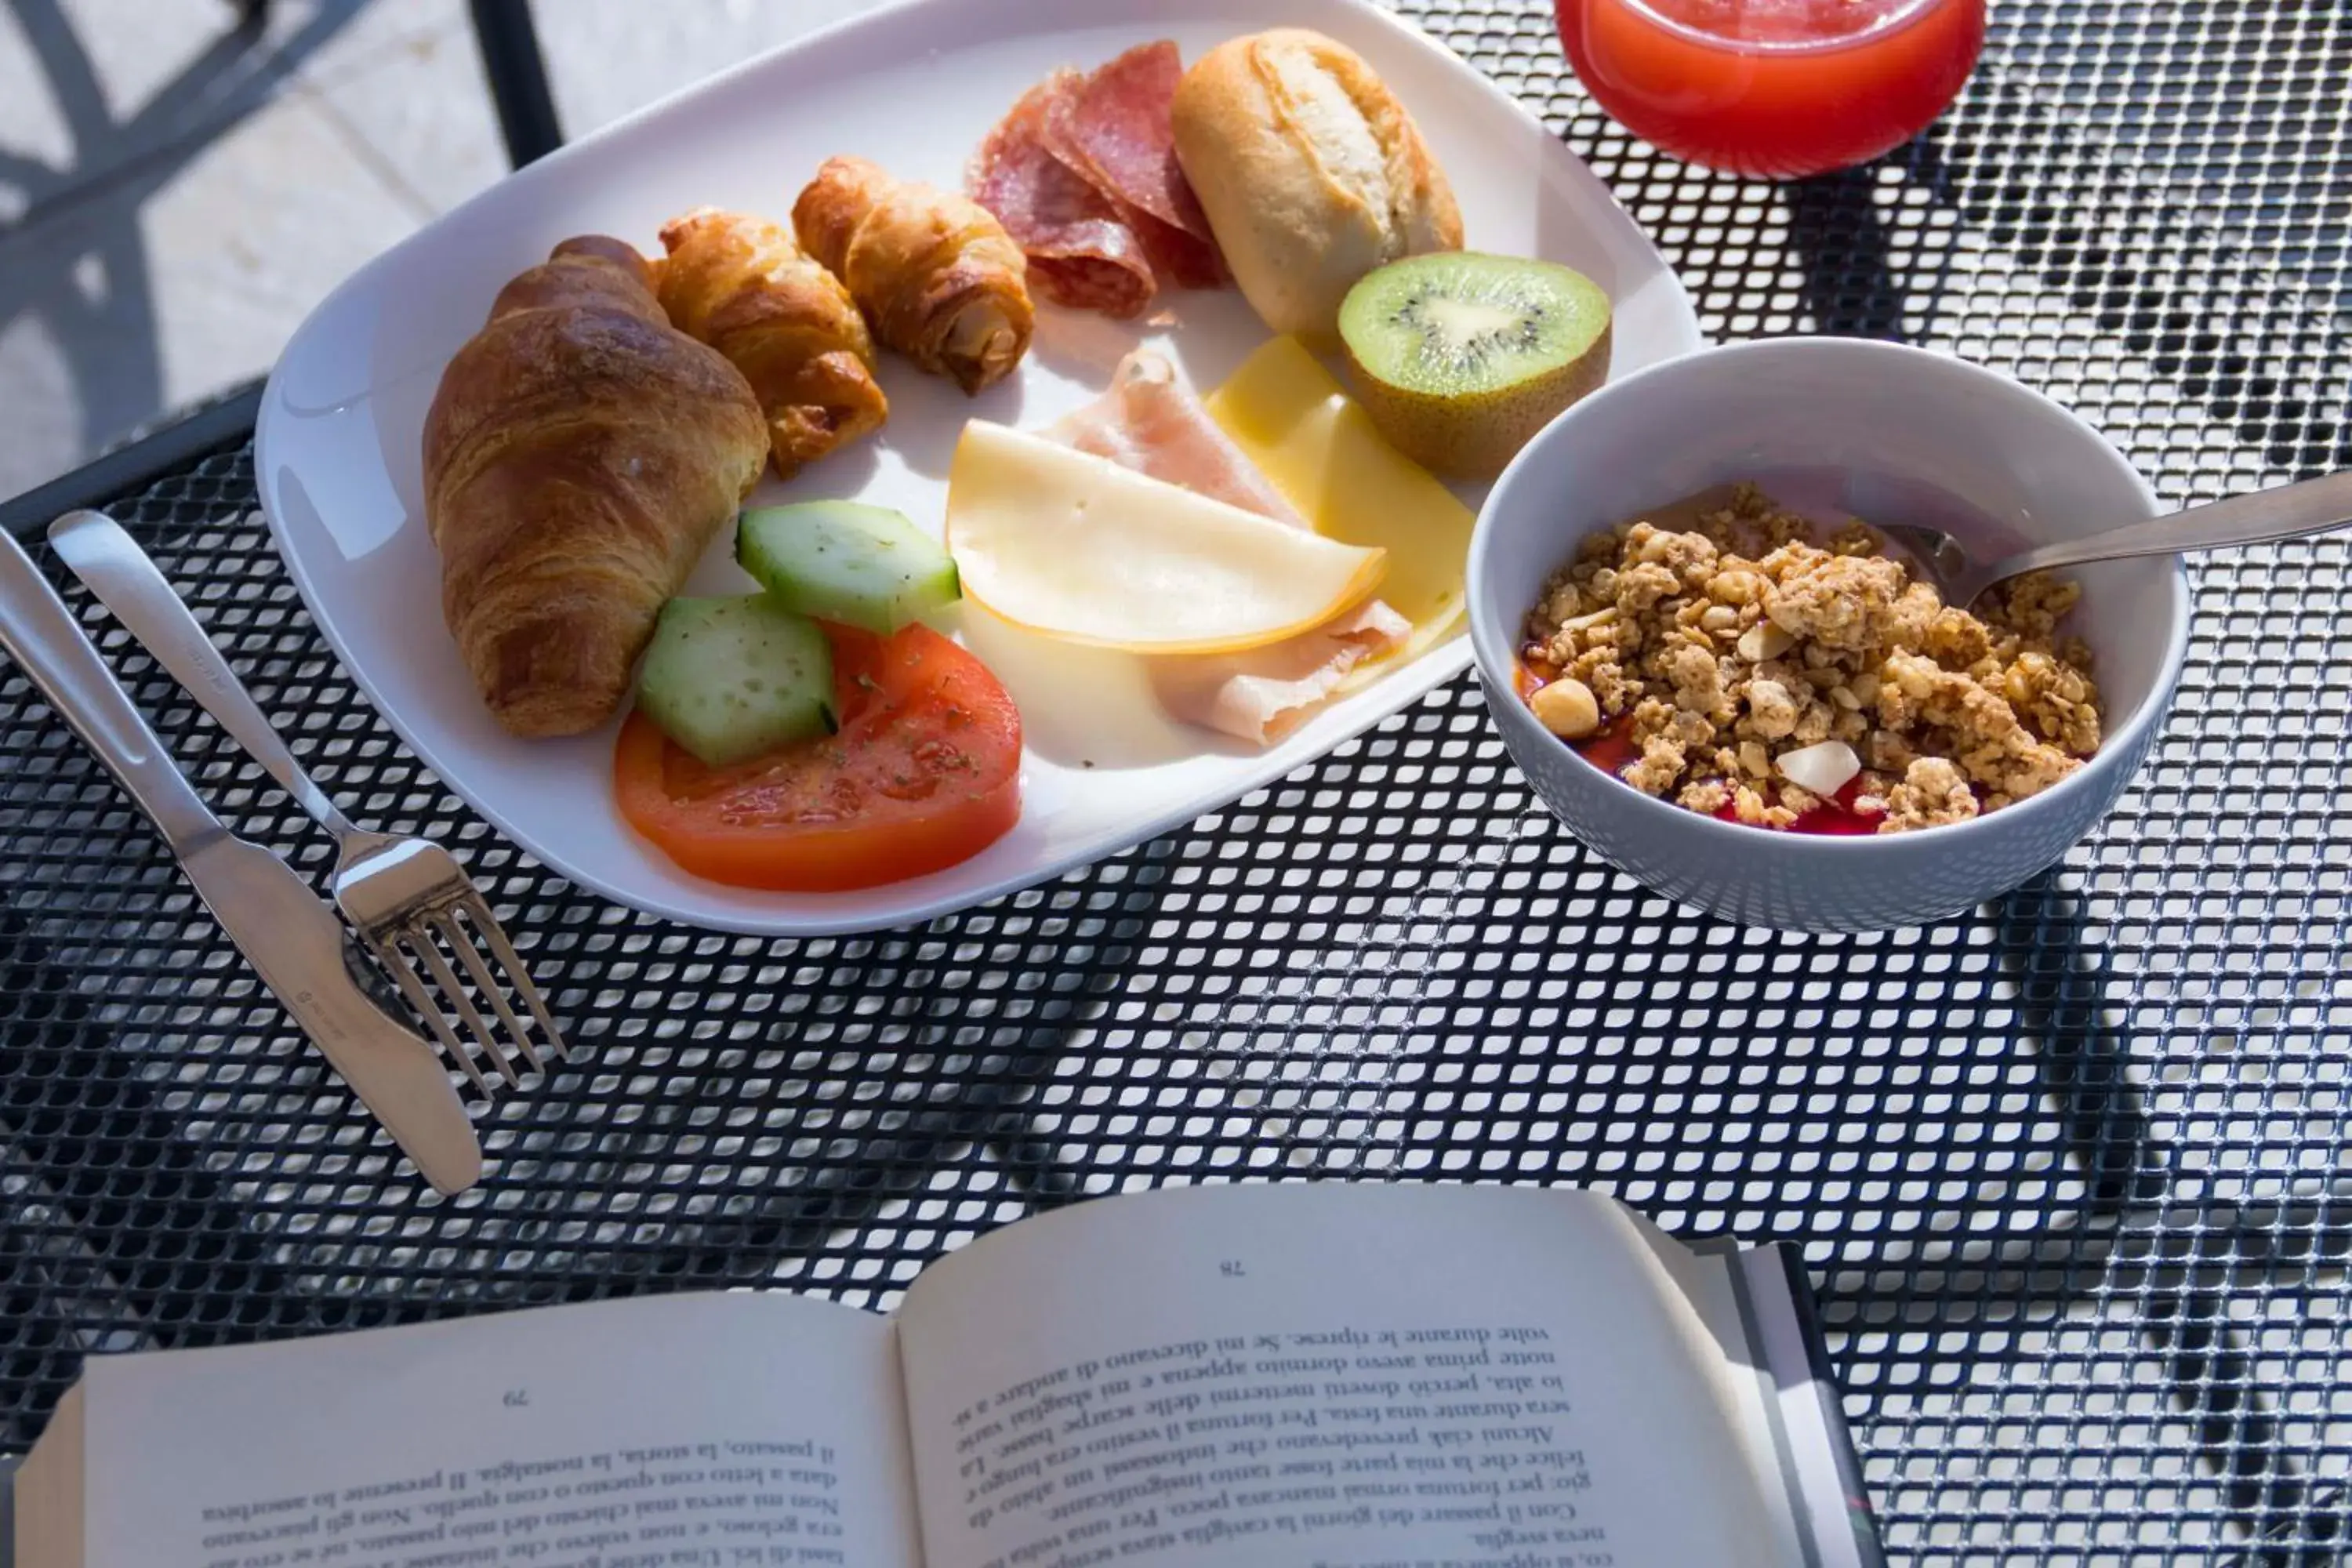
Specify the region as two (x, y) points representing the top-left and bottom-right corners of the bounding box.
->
(0, 528), (481, 1195)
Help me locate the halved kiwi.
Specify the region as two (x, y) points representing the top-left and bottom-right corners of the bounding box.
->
(1338, 252), (1613, 481)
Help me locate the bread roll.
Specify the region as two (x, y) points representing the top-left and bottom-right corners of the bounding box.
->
(1171, 29), (1462, 345)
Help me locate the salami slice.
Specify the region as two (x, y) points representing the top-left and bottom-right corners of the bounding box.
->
(1042, 42), (1226, 290)
(967, 75), (1156, 319)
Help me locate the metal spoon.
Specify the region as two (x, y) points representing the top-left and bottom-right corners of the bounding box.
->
(1875, 470), (2352, 608)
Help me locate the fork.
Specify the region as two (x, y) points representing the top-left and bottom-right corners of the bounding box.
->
(1874, 468), (2352, 609)
(49, 510), (568, 1096)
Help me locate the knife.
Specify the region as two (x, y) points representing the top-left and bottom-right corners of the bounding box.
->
(0, 528), (482, 1196)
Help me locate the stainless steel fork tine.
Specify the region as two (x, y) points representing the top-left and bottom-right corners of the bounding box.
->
(407, 918), (524, 1090)
(442, 905), (544, 1074)
(459, 895), (569, 1059)
(56, 512), (572, 1122)
(376, 938), (495, 1098)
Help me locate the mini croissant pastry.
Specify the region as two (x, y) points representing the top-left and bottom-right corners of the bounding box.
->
(422, 234), (768, 738)
(793, 154), (1034, 394)
(656, 206), (888, 479)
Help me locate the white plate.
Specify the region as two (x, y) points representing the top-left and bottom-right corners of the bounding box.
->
(255, 0), (1701, 935)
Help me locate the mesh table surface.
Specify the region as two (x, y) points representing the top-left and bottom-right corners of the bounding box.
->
(4, 2), (2350, 1561)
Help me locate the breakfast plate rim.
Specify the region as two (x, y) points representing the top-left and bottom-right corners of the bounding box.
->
(253, 0), (1704, 936)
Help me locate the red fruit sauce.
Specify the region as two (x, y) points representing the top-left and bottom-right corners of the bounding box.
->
(1519, 663), (1886, 836)
(1711, 774), (1885, 835)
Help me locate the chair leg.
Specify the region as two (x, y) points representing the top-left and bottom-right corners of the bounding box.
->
(466, 0), (565, 169)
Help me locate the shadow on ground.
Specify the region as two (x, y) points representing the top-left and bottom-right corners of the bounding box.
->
(0, 0), (366, 490)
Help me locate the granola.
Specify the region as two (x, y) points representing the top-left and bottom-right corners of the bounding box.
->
(1519, 482), (2102, 833)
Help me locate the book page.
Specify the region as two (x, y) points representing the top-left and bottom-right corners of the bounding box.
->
(897, 1184), (1789, 1568)
(78, 1292), (918, 1568)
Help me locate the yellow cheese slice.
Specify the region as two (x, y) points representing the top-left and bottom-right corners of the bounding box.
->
(946, 422), (1388, 656)
(1203, 336), (1475, 667)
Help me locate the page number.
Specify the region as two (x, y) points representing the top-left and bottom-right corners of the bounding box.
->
(503, 1388), (530, 1408)
(1219, 1259), (1246, 1277)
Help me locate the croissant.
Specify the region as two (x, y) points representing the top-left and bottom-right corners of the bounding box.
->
(793, 155), (1034, 394)
(422, 234), (768, 739)
(656, 207), (888, 479)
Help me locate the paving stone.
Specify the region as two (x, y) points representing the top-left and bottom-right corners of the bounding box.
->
(0, 311), (82, 498)
(289, 5), (503, 220)
(0, 82), (422, 497)
(0, 2), (367, 229)
(0, 0), (874, 500)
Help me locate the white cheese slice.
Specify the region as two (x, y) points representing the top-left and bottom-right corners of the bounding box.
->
(945, 422), (1388, 655)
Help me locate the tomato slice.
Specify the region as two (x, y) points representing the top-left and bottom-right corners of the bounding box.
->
(615, 622), (1022, 892)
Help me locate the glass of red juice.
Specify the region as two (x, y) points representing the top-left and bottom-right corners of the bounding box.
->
(1556, 0), (1987, 180)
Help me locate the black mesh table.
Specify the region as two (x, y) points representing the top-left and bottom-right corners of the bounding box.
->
(3, 2), (2347, 1562)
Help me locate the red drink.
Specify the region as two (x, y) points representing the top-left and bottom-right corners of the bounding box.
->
(1556, 0), (1987, 179)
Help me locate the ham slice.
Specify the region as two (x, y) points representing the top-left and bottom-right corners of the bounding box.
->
(1040, 350), (1411, 745)
(1041, 42), (1225, 290)
(967, 75), (1156, 318)
(1148, 599), (1414, 746)
(1040, 352), (1300, 524)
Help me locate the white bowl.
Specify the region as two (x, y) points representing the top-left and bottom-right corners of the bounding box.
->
(1468, 337), (2190, 932)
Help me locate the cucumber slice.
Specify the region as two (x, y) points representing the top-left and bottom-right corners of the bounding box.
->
(636, 596), (836, 768)
(737, 501), (961, 635)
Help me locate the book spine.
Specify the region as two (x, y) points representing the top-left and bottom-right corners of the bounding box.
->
(1766, 1243), (1887, 1568)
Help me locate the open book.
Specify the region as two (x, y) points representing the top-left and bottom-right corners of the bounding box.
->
(14, 1183), (1881, 1568)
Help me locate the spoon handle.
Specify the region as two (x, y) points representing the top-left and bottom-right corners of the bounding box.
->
(1998, 470), (2352, 579)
